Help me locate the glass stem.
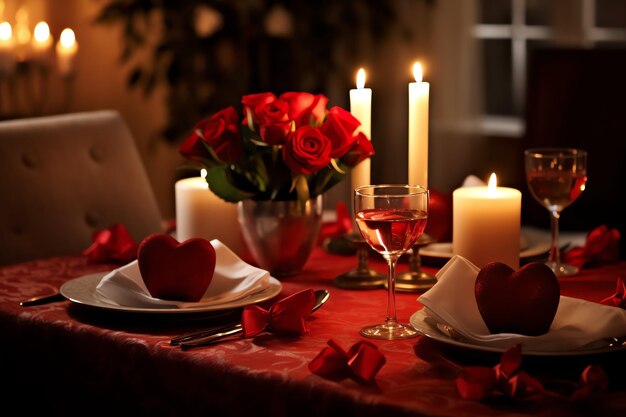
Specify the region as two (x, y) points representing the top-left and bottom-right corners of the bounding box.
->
(409, 245), (421, 273)
(549, 210), (561, 265)
(385, 255), (400, 326)
(356, 246), (370, 273)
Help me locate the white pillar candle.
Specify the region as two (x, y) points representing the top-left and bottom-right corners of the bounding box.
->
(349, 68), (372, 189)
(408, 62), (430, 188)
(56, 28), (77, 77)
(175, 170), (244, 256)
(453, 173), (522, 269)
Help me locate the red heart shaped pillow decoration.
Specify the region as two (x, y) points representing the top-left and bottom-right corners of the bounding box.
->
(137, 234), (216, 302)
(475, 262), (560, 336)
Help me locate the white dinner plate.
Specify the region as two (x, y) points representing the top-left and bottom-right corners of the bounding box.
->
(60, 272), (282, 314)
(420, 229), (551, 260)
(409, 308), (626, 356)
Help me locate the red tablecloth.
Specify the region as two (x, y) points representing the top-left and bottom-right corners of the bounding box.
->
(1, 248), (625, 417)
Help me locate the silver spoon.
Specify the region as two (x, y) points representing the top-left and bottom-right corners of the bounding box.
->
(175, 289), (330, 350)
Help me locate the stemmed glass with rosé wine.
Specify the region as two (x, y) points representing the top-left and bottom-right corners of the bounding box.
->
(524, 148), (587, 276)
(354, 185), (428, 340)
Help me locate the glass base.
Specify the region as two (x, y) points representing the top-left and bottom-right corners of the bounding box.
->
(333, 268), (386, 289)
(360, 321), (419, 340)
(389, 270), (437, 292)
(546, 261), (579, 276)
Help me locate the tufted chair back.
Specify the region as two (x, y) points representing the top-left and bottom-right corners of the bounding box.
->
(0, 110), (163, 266)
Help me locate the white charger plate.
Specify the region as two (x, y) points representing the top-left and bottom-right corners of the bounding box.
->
(60, 272), (282, 314)
(420, 229), (550, 260)
(409, 308), (626, 356)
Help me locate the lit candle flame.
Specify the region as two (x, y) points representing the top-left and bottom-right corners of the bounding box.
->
(413, 62), (423, 83)
(34, 21), (50, 43)
(487, 173), (497, 196)
(0, 22), (12, 41)
(356, 68), (366, 89)
(200, 169), (209, 189)
(59, 28), (75, 48)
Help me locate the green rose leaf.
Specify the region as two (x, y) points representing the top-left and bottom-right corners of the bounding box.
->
(204, 166), (254, 203)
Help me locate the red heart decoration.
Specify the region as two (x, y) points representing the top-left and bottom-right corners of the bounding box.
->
(137, 234), (216, 302)
(475, 262), (560, 336)
(425, 188), (453, 242)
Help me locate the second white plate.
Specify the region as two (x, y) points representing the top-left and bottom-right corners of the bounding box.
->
(409, 308), (625, 356)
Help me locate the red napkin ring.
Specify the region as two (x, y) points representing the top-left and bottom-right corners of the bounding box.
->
(600, 276), (626, 308)
(563, 225), (620, 269)
(83, 224), (138, 263)
(241, 289), (315, 337)
(308, 339), (386, 384)
(317, 201), (353, 244)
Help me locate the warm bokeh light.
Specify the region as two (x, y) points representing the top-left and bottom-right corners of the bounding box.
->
(356, 68), (366, 89)
(34, 21), (50, 43)
(200, 169), (209, 189)
(413, 62), (423, 83)
(0, 22), (11, 41)
(59, 28), (75, 48)
(487, 173), (497, 195)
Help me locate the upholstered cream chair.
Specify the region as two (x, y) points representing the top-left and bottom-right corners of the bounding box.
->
(0, 110), (164, 266)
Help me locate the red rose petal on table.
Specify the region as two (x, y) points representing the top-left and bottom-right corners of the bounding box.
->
(83, 223), (138, 263)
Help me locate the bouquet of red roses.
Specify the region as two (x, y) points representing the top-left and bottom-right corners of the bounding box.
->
(179, 92), (374, 206)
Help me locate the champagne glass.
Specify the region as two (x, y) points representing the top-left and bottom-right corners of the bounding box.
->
(354, 184), (428, 339)
(524, 148), (587, 276)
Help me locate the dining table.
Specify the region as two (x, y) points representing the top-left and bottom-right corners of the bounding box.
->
(1, 232), (625, 417)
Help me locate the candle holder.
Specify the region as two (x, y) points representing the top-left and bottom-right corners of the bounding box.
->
(333, 232), (385, 290)
(391, 233), (437, 292)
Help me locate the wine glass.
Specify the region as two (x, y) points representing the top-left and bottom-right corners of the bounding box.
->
(354, 184), (429, 339)
(524, 148), (587, 276)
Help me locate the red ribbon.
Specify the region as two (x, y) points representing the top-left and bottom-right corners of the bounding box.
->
(241, 289), (315, 337)
(83, 224), (138, 263)
(317, 201), (353, 244)
(308, 339), (386, 384)
(456, 344), (608, 401)
(456, 345), (544, 401)
(562, 225), (620, 269)
(600, 276), (626, 308)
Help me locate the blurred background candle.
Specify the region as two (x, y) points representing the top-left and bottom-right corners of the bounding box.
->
(56, 28), (77, 77)
(349, 67), (372, 190)
(13, 6), (30, 62)
(408, 61), (429, 188)
(175, 169), (244, 256)
(0, 21), (15, 74)
(31, 21), (52, 66)
(453, 173), (521, 269)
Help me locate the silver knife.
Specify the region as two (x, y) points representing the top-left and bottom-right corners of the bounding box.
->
(20, 292), (65, 307)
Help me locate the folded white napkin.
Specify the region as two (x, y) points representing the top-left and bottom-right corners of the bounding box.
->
(418, 255), (626, 352)
(95, 239), (270, 309)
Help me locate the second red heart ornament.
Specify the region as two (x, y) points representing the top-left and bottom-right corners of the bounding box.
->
(475, 262), (560, 336)
(137, 234), (216, 302)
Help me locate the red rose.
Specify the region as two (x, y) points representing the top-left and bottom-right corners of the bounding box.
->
(283, 126), (332, 175)
(256, 98), (291, 145)
(318, 106), (360, 158)
(180, 106), (243, 163)
(340, 131), (374, 168)
(280, 92), (328, 127)
(242, 92), (277, 124)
